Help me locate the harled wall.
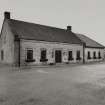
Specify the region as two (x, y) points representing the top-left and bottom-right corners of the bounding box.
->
(85, 48), (104, 63)
(20, 39), (83, 66)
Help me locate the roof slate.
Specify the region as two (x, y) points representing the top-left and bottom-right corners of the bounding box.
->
(6, 19), (104, 48)
(76, 33), (104, 48)
(8, 19), (83, 45)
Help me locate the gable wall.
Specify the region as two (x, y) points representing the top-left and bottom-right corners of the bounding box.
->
(0, 20), (15, 64)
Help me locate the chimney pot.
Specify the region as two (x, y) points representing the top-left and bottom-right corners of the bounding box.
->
(4, 11), (10, 19)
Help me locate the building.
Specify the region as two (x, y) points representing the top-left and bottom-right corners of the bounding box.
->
(0, 12), (104, 66)
(76, 34), (105, 63)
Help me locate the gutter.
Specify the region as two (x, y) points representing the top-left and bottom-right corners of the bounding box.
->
(86, 46), (105, 49)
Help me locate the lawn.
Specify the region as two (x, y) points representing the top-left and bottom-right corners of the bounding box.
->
(0, 63), (105, 105)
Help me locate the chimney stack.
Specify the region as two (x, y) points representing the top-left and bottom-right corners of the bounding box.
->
(67, 26), (72, 31)
(4, 11), (10, 19)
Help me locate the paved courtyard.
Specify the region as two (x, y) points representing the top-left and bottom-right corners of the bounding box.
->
(0, 63), (105, 105)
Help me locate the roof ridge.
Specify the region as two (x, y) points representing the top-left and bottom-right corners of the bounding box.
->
(9, 19), (66, 31)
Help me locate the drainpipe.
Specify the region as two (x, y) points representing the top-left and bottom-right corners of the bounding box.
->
(15, 35), (20, 67)
(18, 39), (20, 67)
(83, 42), (86, 64)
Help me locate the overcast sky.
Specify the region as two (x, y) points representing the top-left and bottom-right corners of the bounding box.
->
(0, 0), (105, 45)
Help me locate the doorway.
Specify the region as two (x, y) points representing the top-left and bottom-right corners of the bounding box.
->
(55, 50), (62, 63)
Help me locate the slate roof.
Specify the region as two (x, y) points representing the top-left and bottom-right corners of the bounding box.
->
(7, 19), (83, 45)
(76, 33), (104, 48)
(6, 19), (104, 48)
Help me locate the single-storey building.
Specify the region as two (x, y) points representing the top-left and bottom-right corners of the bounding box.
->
(76, 34), (105, 63)
(0, 12), (104, 66)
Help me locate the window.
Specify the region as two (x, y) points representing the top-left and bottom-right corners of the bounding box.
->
(40, 49), (48, 62)
(68, 51), (73, 61)
(26, 49), (35, 62)
(76, 51), (81, 60)
(87, 51), (91, 59)
(93, 51), (96, 59)
(98, 51), (101, 59)
(1, 50), (4, 61)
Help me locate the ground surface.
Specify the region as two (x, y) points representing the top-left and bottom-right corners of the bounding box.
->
(0, 63), (105, 105)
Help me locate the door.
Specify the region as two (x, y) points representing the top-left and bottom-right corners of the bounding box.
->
(55, 50), (62, 63)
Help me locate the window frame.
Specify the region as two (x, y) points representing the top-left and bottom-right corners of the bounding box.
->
(25, 48), (35, 62)
(76, 50), (81, 60)
(93, 51), (97, 59)
(87, 51), (91, 59)
(68, 51), (74, 61)
(98, 51), (101, 59)
(40, 48), (48, 62)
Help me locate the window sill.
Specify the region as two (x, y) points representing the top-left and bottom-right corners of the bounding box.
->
(25, 59), (35, 62)
(76, 58), (81, 60)
(65, 62), (69, 64)
(87, 57), (92, 60)
(40, 59), (48, 62)
(49, 63), (55, 65)
(98, 57), (102, 59)
(68, 58), (74, 61)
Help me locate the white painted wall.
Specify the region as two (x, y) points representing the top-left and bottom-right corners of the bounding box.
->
(0, 20), (104, 66)
(85, 48), (104, 62)
(0, 20), (15, 64)
(20, 39), (83, 66)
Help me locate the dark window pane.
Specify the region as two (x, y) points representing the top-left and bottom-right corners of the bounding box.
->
(27, 50), (33, 60)
(41, 50), (46, 59)
(87, 51), (91, 59)
(40, 49), (48, 62)
(98, 51), (101, 59)
(1, 50), (4, 60)
(76, 51), (81, 60)
(68, 51), (73, 60)
(93, 51), (96, 59)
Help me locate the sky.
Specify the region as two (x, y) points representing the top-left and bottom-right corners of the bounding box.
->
(0, 0), (105, 45)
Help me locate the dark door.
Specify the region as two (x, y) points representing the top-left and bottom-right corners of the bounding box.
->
(55, 50), (62, 63)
